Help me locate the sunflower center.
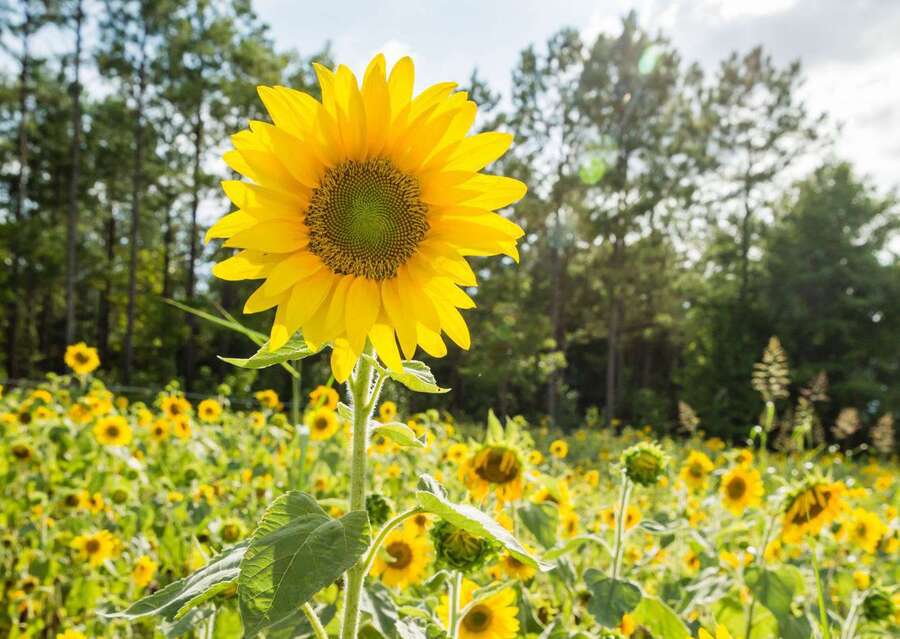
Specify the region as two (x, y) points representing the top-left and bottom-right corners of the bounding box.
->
(689, 464), (704, 478)
(106, 425), (120, 438)
(74, 351), (89, 364)
(726, 476), (747, 500)
(463, 605), (493, 633)
(385, 541), (413, 570)
(475, 448), (521, 485)
(85, 539), (101, 554)
(305, 158), (429, 280)
(315, 417), (329, 431)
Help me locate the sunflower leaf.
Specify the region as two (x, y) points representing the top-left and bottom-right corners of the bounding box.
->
(415, 474), (551, 571)
(371, 421), (426, 448)
(744, 566), (812, 639)
(518, 502), (559, 550)
(104, 541), (248, 621)
(219, 334), (320, 370)
(630, 596), (691, 639)
(377, 359), (450, 394)
(238, 491), (370, 636)
(584, 569), (642, 628)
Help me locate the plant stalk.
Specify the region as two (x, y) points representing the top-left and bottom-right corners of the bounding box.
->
(812, 548), (831, 639)
(303, 602), (329, 639)
(448, 570), (463, 639)
(611, 473), (632, 580)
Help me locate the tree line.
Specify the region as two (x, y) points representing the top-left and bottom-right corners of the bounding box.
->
(1, 3), (897, 439)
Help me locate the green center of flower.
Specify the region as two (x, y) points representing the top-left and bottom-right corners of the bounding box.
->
(306, 158), (429, 280)
(463, 606), (492, 632)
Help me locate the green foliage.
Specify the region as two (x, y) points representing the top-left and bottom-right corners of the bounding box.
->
(584, 570), (642, 628)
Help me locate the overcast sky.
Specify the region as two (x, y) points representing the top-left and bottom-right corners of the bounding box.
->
(255, 0), (900, 191)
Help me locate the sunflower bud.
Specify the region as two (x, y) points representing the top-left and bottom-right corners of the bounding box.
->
(221, 518), (246, 543)
(430, 520), (497, 571)
(621, 441), (668, 486)
(365, 493), (392, 527)
(863, 589), (894, 622)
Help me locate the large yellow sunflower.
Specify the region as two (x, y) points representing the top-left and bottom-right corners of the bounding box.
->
(437, 579), (519, 639)
(462, 445), (525, 503)
(781, 478), (845, 543)
(369, 525), (431, 589)
(208, 55), (526, 381)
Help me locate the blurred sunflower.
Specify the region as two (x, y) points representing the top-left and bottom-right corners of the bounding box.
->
(208, 54), (526, 381)
(492, 552), (536, 581)
(437, 579), (519, 639)
(679, 450), (714, 492)
(305, 406), (340, 440)
(132, 555), (158, 588)
(309, 384), (339, 410)
(70, 530), (118, 567)
(150, 419), (170, 442)
(197, 399), (222, 423)
(720, 466), (764, 516)
(56, 631), (87, 639)
(462, 445), (524, 503)
(549, 439), (568, 459)
(64, 342), (100, 376)
(255, 389), (280, 410)
(379, 400), (398, 422)
(369, 525), (431, 588)
(93, 416), (132, 447)
(172, 415), (192, 440)
(843, 508), (887, 554)
(160, 395), (191, 419)
(446, 442), (469, 464)
(782, 478), (845, 543)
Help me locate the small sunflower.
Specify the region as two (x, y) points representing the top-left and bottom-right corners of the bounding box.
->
(446, 442), (469, 464)
(720, 466), (764, 516)
(844, 508), (887, 554)
(560, 509), (581, 538)
(150, 419), (170, 442)
(369, 525), (431, 589)
(255, 389), (281, 410)
(462, 445), (524, 503)
(379, 400), (398, 422)
(493, 551), (536, 581)
(249, 411), (266, 430)
(437, 579), (519, 639)
(160, 395), (191, 419)
(71, 530), (118, 567)
(172, 415), (192, 440)
(781, 477), (845, 544)
(308, 384), (339, 410)
(584, 469), (600, 487)
(197, 399), (222, 423)
(305, 407), (340, 440)
(64, 342), (100, 376)
(679, 450), (714, 492)
(549, 439), (568, 459)
(93, 416), (132, 447)
(132, 555), (158, 588)
(208, 55), (526, 382)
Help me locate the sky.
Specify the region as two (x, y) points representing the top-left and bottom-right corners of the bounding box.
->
(255, 0), (900, 192)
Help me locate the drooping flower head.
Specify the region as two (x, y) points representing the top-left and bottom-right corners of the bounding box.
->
(781, 476), (846, 544)
(209, 55), (526, 381)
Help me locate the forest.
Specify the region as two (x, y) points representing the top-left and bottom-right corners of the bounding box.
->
(2, 0), (898, 439)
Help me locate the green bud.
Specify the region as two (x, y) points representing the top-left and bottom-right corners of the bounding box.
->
(111, 488), (129, 504)
(430, 519), (497, 571)
(621, 441), (668, 486)
(863, 589), (895, 622)
(365, 493), (392, 527)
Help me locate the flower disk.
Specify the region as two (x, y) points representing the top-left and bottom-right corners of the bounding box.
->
(209, 54), (527, 381)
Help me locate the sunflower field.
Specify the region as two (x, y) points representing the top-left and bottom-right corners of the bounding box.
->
(1, 340), (898, 639)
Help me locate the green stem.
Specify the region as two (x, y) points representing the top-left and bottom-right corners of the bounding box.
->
(361, 507), (423, 575)
(611, 474), (632, 580)
(340, 343), (378, 639)
(812, 548), (831, 639)
(448, 570), (463, 639)
(303, 602), (329, 639)
(291, 363), (309, 490)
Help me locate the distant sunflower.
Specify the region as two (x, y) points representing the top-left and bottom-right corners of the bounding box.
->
(369, 525), (431, 589)
(463, 445), (524, 503)
(132, 555), (158, 588)
(171, 415), (192, 440)
(160, 395), (191, 419)
(305, 407), (340, 441)
(781, 478), (845, 543)
(549, 439), (568, 459)
(493, 551), (537, 581)
(93, 416), (132, 447)
(255, 389), (280, 410)
(843, 508), (886, 554)
(208, 55), (526, 382)
(197, 399), (222, 423)
(308, 384), (339, 410)
(679, 450), (714, 492)
(150, 419), (170, 442)
(437, 579), (519, 639)
(720, 466), (764, 516)
(379, 400), (398, 422)
(64, 342), (100, 376)
(71, 530), (118, 567)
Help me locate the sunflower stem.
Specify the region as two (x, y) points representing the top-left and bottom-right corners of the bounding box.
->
(611, 473), (632, 580)
(812, 547), (831, 639)
(303, 602), (329, 639)
(361, 507), (423, 575)
(341, 342), (377, 639)
(448, 570), (463, 639)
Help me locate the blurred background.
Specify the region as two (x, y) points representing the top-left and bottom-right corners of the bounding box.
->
(1, 0), (897, 439)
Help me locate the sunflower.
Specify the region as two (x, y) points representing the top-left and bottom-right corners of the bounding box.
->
(160, 395), (191, 419)
(462, 445), (524, 503)
(560, 509), (581, 538)
(208, 55), (526, 382)
(369, 525), (431, 589)
(493, 551), (537, 581)
(255, 389), (280, 410)
(132, 555), (158, 588)
(843, 508), (887, 554)
(379, 400), (398, 422)
(720, 466), (764, 516)
(64, 342), (100, 376)
(309, 384), (339, 410)
(150, 419), (170, 442)
(549, 439), (568, 459)
(781, 478), (845, 544)
(679, 450), (714, 492)
(446, 442), (469, 464)
(93, 416), (132, 447)
(70, 530), (118, 567)
(699, 625), (734, 639)
(197, 399), (222, 423)
(249, 411), (266, 430)
(584, 469), (600, 487)
(172, 415), (192, 440)
(437, 579), (519, 639)
(305, 407), (340, 440)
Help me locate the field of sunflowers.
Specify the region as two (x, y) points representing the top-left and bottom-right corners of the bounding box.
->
(1, 343), (898, 639)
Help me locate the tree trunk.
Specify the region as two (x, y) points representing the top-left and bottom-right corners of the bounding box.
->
(605, 288), (620, 427)
(97, 214), (116, 362)
(162, 198), (173, 299)
(184, 109), (204, 391)
(65, 0), (84, 344)
(123, 49), (147, 384)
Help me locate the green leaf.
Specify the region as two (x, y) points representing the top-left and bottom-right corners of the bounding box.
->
(543, 534), (610, 561)
(377, 359), (449, 393)
(220, 334), (320, 370)
(630, 596), (691, 639)
(584, 569), (642, 628)
(714, 593), (779, 639)
(160, 604), (216, 638)
(371, 421), (426, 448)
(639, 519), (685, 535)
(517, 502), (559, 549)
(238, 492), (370, 636)
(745, 566), (812, 639)
(416, 475), (551, 571)
(486, 409), (504, 442)
(105, 542), (248, 621)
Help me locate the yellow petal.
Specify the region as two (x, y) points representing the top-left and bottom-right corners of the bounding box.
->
(433, 297), (471, 350)
(212, 250), (278, 281)
(345, 277), (381, 354)
(205, 211), (256, 243)
(369, 321), (403, 372)
(224, 221), (308, 253)
(398, 267), (440, 332)
(260, 252), (324, 297)
(388, 56), (415, 121)
(221, 180), (306, 212)
(381, 278), (417, 359)
(444, 132), (513, 172)
(457, 174), (527, 210)
(330, 338), (358, 383)
(243, 284), (287, 314)
(416, 324), (447, 358)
